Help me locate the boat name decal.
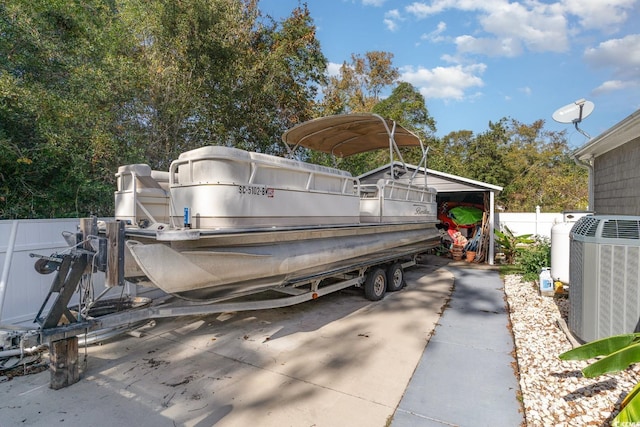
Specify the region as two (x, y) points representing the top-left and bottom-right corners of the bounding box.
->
(414, 206), (429, 215)
(238, 185), (275, 198)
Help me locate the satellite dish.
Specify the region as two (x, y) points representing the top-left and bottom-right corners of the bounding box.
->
(552, 98), (595, 124)
(552, 98), (594, 138)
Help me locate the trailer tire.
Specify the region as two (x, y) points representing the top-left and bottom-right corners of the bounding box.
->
(364, 268), (387, 301)
(386, 262), (404, 292)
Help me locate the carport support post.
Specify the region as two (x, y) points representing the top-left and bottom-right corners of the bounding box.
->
(49, 337), (79, 389)
(489, 191), (495, 265)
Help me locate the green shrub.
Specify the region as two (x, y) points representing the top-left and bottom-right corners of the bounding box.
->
(517, 236), (551, 282)
(494, 225), (534, 264)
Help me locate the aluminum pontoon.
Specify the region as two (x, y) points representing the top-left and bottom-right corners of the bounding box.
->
(112, 113), (439, 301)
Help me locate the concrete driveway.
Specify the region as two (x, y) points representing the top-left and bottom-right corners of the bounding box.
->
(0, 256), (453, 427)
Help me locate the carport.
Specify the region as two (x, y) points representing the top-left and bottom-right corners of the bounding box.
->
(358, 164), (503, 265)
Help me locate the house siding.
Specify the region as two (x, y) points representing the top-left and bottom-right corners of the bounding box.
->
(593, 136), (640, 215)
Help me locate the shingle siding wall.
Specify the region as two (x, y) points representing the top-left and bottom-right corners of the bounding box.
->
(593, 137), (640, 215)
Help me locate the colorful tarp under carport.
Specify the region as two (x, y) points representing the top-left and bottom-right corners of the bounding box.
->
(448, 206), (483, 225)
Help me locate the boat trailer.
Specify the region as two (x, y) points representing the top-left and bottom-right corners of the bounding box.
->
(1, 217), (436, 389)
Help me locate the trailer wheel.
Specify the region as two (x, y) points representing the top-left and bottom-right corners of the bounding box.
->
(386, 262), (404, 292)
(364, 268), (387, 301)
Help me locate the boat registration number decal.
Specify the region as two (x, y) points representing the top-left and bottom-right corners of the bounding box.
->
(238, 185), (275, 198)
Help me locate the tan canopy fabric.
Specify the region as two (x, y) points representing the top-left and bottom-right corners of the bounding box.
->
(282, 113), (422, 158)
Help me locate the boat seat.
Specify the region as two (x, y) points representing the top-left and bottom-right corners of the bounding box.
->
(174, 146), (353, 191)
(178, 145), (251, 162)
(117, 164), (167, 197)
(249, 152), (352, 177)
(150, 170), (170, 192)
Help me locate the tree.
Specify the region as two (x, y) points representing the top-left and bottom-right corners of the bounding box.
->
(123, 0), (326, 162)
(320, 51), (399, 115)
(430, 130), (475, 176)
(372, 81), (437, 170)
(372, 81), (436, 134)
(434, 118), (588, 212)
(499, 119), (588, 211)
(232, 2), (327, 154)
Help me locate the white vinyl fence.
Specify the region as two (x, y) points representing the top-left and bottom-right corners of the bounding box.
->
(496, 208), (592, 239)
(0, 219), (145, 325)
(0, 219), (91, 324)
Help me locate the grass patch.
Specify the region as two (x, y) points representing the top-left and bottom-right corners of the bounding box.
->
(499, 263), (524, 277)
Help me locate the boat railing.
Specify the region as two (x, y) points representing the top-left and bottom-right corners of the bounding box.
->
(360, 180), (435, 203)
(114, 164), (170, 225)
(168, 148), (360, 197)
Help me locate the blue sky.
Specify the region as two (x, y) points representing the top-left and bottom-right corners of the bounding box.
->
(259, 0), (640, 147)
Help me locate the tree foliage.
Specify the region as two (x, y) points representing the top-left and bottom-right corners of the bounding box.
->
(0, 0), (145, 218)
(433, 119), (588, 211)
(320, 51), (399, 115)
(0, 0), (326, 218)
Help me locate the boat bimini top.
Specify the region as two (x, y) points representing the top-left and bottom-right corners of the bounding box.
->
(282, 112), (429, 185)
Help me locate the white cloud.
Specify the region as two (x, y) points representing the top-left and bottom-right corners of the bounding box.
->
(400, 63), (486, 100)
(584, 34), (640, 75)
(440, 53), (462, 64)
(584, 34), (640, 95)
(362, 0), (387, 6)
(421, 21), (447, 43)
(405, 0), (481, 18)
(592, 79), (639, 95)
(405, 0), (584, 57)
(455, 35), (524, 57)
(476, 2), (569, 53)
(384, 9), (402, 31)
(399, 1), (640, 104)
(519, 86), (532, 96)
(404, 0), (640, 57)
(384, 18), (398, 31)
(326, 62), (343, 77)
(561, 0), (636, 33)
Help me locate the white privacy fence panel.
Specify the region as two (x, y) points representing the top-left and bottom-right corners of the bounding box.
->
(496, 212), (564, 239)
(0, 218), (140, 325)
(496, 210), (593, 239)
(0, 219), (97, 324)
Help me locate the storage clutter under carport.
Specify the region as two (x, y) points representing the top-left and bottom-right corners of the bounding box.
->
(437, 198), (491, 263)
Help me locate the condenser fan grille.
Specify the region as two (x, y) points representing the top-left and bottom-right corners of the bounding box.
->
(601, 219), (640, 239)
(571, 216), (600, 237)
(572, 216), (640, 245)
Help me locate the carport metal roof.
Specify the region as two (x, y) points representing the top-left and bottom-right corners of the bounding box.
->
(358, 162), (503, 194)
(424, 168), (503, 193)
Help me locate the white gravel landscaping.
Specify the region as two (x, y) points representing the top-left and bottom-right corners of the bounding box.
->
(504, 274), (640, 426)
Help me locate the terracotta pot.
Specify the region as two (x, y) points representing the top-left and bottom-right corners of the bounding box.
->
(466, 251), (476, 262)
(451, 245), (464, 261)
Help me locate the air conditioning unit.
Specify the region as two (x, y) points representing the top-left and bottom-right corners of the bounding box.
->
(569, 216), (640, 342)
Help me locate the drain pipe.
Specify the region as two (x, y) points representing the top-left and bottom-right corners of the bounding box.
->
(573, 155), (594, 210)
(0, 220), (19, 322)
